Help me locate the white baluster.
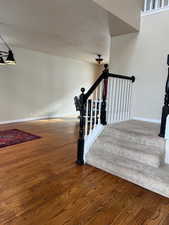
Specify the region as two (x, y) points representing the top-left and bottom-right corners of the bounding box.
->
(89, 98), (93, 134)
(109, 78), (113, 123)
(113, 79), (117, 122)
(122, 80), (126, 121)
(113, 78), (118, 122)
(110, 78), (115, 124)
(126, 80), (130, 120)
(150, 0), (153, 10)
(122, 80), (125, 121)
(161, 0), (164, 7)
(107, 78), (112, 124)
(144, 0), (148, 11)
(117, 79), (120, 121)
(130, 82), (134, 119)
(94, 88), (98, 128)
(106, 77), (110, 124)
(118, 79), (122, 121)
(85, 100), (89, 137)
(121, 80), (125, 121)
(155, 0), (159, 9)
(117, 79), (121, 121)
(124, 80), (128, 120)
(98, 81), (103, 125)
(128, 81), (133, 120)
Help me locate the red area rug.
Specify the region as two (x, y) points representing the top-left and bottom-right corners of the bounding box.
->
(0, 129), (41, 148)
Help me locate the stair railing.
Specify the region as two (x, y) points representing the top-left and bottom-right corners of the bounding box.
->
(74, 64), (135, 165)
(144, 0), (169, 13)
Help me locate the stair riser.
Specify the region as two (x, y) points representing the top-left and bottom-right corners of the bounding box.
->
(87, 157), (169, 198)
(88, 151), (160, 171)
(97, 136), (163, 156)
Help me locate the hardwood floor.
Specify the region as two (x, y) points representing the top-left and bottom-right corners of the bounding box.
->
(0, 118), (169, 225)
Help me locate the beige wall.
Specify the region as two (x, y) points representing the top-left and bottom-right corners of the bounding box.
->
(0, 47), (98, 122)
(110, 11), (169, 121)
(93, 0), (142, 31)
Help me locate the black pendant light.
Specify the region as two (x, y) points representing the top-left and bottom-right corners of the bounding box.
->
(6, 50), (16, 65)
(0, 57), (5, 65)
(0, 35), (16, 65)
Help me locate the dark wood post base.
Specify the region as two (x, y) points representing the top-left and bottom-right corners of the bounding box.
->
(159, 105), (169, 137)
(101, 101), (107, 126)
(76, 138), (85, 165)
(159, 55), (169, 138)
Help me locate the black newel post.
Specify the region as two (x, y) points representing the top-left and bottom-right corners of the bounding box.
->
(101, 64), (109, 125)
(76, 88), (86, 165)
(159, 55), (169, 137)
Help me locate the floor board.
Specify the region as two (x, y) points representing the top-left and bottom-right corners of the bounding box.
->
(0, 118), (168, 225)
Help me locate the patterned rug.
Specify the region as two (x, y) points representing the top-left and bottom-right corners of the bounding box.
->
(0, 129), (41, 148)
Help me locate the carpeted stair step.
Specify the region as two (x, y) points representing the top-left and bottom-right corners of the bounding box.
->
(93, 136), (163, 168)
(86, 151), (169, 198)
(104, 120), (165, 150)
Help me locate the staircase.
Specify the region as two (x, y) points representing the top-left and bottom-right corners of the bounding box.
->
(86, 120), (169, 198)
(74, 64), (169, 198)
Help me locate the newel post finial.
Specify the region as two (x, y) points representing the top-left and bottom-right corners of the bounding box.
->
(81, 87), (85, 94)
(104, 64), (109, 73)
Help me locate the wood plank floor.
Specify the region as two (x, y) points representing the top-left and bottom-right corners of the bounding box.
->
(0, 118), (169, 225)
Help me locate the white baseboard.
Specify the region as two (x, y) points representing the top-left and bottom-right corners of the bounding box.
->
(0, 114), (78, 125)
(49, 113), (78, 118)
(133, 117), (160, 124)
(0, 116), (50, 125)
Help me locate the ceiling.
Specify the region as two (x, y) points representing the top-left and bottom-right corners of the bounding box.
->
(0, 0), (138, 63)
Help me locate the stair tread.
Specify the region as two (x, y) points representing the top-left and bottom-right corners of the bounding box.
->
(108, 120), (161, 136)
(86, 152), (169, 198)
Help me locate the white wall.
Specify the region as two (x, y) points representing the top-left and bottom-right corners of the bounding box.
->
(0, 47), (98, 122)
(93, 0), (143, 31)
(110, 10), (169, 121)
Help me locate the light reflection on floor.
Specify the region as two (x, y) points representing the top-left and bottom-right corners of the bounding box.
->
(39, 118), (78, 123)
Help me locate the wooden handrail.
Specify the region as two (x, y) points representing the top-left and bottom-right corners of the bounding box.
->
(84, 64), (135, 102)
(84, 65), (108, 101)
(108, 73), (135, 82)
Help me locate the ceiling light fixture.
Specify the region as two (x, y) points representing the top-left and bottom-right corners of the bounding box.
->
(0, 57), (5, 65)
(0, 35), (16, 65)
(96, 54), (103, 64)
(6, 50), (16, 65)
